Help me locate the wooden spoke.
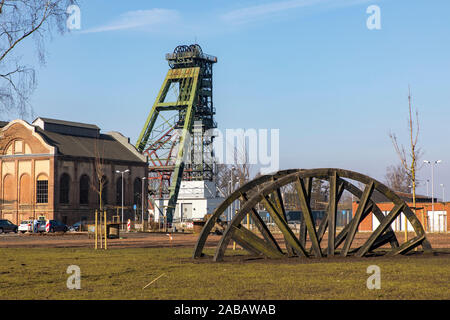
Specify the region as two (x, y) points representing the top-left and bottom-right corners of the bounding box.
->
(341, 181), (375, 256)
(295, 177), (322, 257)
(372, 206), (399, 248)
(241, 193), (282, 253)
(231, 229), (263, 256)
(313, 179), (345, 253)
(355, 203), (403, 257)
(272, 188), (294, 256)
(335, 203), (373, 249)
(386, 235), (425, 256)
(368, 230), (396, 252)
(327, 172), (338, 256)
(231, 225), (285, 259)
(262, 195), (308, 257)
(299, 178), (312, 246)
(299, 216), (307, 247)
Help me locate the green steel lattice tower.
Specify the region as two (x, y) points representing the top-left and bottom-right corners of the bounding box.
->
(136, 44), (217, 223)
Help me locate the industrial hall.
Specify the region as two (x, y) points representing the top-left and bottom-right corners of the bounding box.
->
(0, 117), (148, 225)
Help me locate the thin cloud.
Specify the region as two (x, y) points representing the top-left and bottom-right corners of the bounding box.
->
(82, 9), (180, 33)
(221, 0), (374, 24)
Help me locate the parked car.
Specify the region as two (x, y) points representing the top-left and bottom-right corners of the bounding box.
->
(0, 219), (18, 234)
(18, 220), (33, 233)
(69, 221), (85, 232)
(46, 220), (68, 233)
(36, 220), (48, 233)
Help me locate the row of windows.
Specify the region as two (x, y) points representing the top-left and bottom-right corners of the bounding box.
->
(2, 174), (145, 206)
(2, 174), (49, 205)
(59, 174), (145, 206)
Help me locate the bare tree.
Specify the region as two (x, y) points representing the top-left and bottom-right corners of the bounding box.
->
(214, 143), (252, 197)
(280, 183), (299, 211)
(389, 86), (423, 239)
(214, 163), (230, 197)
(91, 136), (107, 211)
(310, 179), (329, 210)
(384, 163), (411, 193)
(0, 0), (75, 118)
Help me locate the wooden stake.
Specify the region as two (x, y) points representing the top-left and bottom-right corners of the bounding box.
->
(247, 213), (250, 230)
(104, 210), (107, 250)
(100, 211), (103, 249)
(95, 210), (98, 250)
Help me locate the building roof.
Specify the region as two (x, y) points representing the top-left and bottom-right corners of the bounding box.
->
(368, 190), (435, 204)
(32, 121), (146, 164)
(33, 117), (100, 130)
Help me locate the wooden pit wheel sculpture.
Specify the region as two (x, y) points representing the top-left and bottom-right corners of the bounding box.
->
(193, 169), (432, 261)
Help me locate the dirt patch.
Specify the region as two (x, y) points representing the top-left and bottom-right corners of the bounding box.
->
(0, 230), (448, 252)
(0, 231), (221, 249)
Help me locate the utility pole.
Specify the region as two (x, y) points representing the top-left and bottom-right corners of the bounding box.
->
(142, 177), (147, 227)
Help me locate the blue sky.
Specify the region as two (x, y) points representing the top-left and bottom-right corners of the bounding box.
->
(8, 0), (450, 196)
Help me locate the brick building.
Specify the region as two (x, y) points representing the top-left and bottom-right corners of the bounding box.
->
(355, 192), (449, 233)
(0, 118), (148, 225)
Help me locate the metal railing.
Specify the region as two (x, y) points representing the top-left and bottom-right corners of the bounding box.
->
(165, 51), (217, 63)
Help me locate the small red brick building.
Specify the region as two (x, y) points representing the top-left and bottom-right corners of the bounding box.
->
(354, 192), (449, 233)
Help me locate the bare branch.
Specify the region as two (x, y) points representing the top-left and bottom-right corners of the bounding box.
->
(388, 86), (423, 217)
(0, 0), (76, 118)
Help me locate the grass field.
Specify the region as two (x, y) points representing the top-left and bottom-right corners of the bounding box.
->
(0, 247), (449, 300)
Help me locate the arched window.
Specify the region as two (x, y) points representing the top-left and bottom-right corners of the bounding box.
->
(134, 178), (142, 207)
(36, 174), (48, 204)
(79, 175), (90, 205)
(116, 177), (125, 205)
(60, 174), (70, 204)
(3, 174), (15, 205)
(5, 142), (13, 155)
(3, 140), (31, 155)
(19, 174), (31, 204)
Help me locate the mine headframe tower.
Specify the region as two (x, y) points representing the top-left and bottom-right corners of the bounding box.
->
(136, 44), (217, 223)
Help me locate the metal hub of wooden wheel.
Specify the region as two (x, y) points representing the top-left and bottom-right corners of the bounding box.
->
(193, 168), (432, 261)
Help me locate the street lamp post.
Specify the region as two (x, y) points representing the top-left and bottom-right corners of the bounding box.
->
(228, 180), (232, 222)
(115, 169), (130, 230)
(141, 177), (147, 225)
(423, 160), (442, 222)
